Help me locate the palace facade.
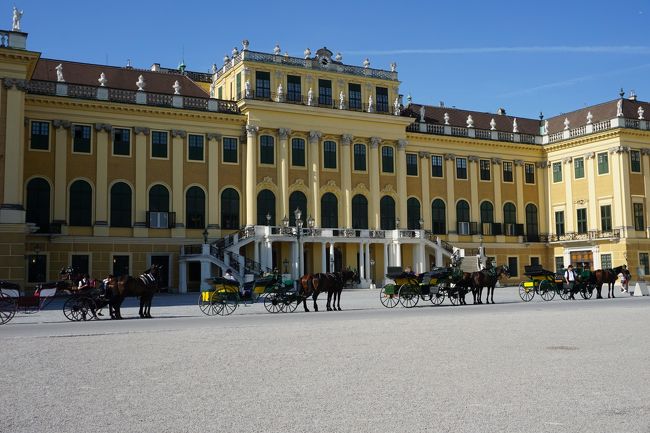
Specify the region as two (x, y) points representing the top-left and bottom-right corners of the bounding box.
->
(1, 27), (650, 291)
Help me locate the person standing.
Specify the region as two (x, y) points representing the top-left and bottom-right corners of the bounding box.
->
(619, 268), (629, 293)
(564, 265), (577, 300)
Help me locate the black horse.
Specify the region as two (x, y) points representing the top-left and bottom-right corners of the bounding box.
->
(471, 265), (510, 304)
(299, 269), (356, 312)
(110, 265), (161, 319)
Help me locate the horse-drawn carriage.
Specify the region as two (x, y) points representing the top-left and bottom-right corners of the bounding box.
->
(379, 265), (467, 308)
(519, 264), (595, 302)
(199, 272), (299, 316)
(0, 280), (61, 324)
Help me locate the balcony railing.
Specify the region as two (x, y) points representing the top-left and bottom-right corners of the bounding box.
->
(546, 229), (621, 242)
(146, 211), (176, 229)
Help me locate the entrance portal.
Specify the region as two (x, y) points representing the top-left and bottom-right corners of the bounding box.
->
(570, 250), (593, 270)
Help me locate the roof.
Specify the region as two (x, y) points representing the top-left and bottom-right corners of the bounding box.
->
(545, 98), (650, 134)
(402, 103), (541, 135)
(32, 58), (209, 98)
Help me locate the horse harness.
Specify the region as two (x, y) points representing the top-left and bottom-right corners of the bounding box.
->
(139, 272), (157, 287)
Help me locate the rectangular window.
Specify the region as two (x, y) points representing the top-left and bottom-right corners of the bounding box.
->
(507, 257), (518, 277)
(349, 83), (362, 110)
(318, 79), (332, 106)
(30, 121), (50, 150)
(480, 159), (491, 181)
(631, 150), (641, 173)
(223, 137), (238, 163)
(291, 138), (305, 167)
(376, 87), (389, 112)
(406, 153), (418, 176)
(382, 146), (394, 173)
(577, 208), (587, 234)
(188, 134), (204, 161)
(217, 87), (223, 99)
(72, 125), (91, 153)
(113, 128), (131, 156)
(597, 152), (609, 174)
(431, 155), (443, 177)
(555, 256), (564, 273)
(502, 161), (513, 182)
(151, 131), (168, 158)
(71, 254), (90, 276)
(634, 203), (644, 231)
(600, 205), (612, 231)
(530, 257), (540, 266)
(236, 72), (242, 99)
(287, 75), (301, 102)
(601, 254), (612, 270)
(574, 157), (584, 179)
(456, 157), (467, 179)
(353, 143), (366, 171)
(323, 141), (337, 169)
(552, 162), (562, 182)
(260, 135), (274, 165)
(255, 71), (270, 99)
(525, 163), (535, 184)
(640, 252), (649, 275)
(555, 211), (565, 236)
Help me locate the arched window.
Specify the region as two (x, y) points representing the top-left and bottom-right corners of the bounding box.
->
(186, 186), (205, 229)
(321, 193), (338, 228)
(526, 203), (539, 240)
(289, 191), (307, 227)
(257, 189), (276, 225)
(382, 146), (394, 173)
(26, 178), (50, 233)
(456, 200), (470, 235)
(110, 182), (132, 227)
(407, 197), (421, 229)
(431, 199), (446, 234)
(503, 203), (517, 224)
(149, 184), (169, 212)
(351, 194), (368, 229)
(260, 135), (274, 164)
(480, 201), (494, 223)
(380, 196), (396, 230)
(69, 180), (92, 226)
(221, 188), (239, 229)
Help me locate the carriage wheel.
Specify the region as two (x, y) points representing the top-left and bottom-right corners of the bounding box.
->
(63, 296), (95, 321)
(0, 292), (16, 325)
(430, 290), (445, 306)
(448, 290), (460, 306)
(518, 282), (535, 302)
(280, 296), (299, 313)
(539, 280), (556, 301)
(398, 284), (420, 308)
(199, 292), (218, 316)
(580, 285), (593, 300)
(264, 293), (283, 313)
(558, 286), (571, 300)
(215, 292), (238, 316)
(379, 284), (399, 308)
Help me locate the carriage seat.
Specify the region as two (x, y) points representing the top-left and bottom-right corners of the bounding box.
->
(524, 264), (555, 278)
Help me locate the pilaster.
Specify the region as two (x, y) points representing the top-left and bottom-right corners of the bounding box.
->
(309, 130), (322, 226)
(0, 83), (26, 224)
(53, 121), (70, 222)
(341, 134), (353, 228)
(584, 152), (597, 231)
(278, 128), (291, 219)
(396, 139), (408, 226)
(468, 155), (479, 223)
(444, 154), (456, 240)
(133, 127), (149, 237)
(171, 129), (186, 237)
(245, 124), (258, 226)
(369, 137), (381, 229)
(94, 123), (111, 236)
(419, 152), (431, 230)
(207, 133), (221, 231)
(514, 160), (525, 226)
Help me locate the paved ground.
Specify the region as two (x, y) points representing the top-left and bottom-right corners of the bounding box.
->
(1, 287), (649, 433)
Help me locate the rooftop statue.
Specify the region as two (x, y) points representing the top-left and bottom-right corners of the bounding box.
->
(98, 72), (107, 87)
(443, 112), (450, 125)
(363, 58), (370, 68)
(307, 88), (313, 106)
(339, 91), (345, 109)
(639, 106), (645, 120)
(390, 62), (397, 72)
(136, 75), (145, 91)
(55, 63), (65, 82)
(12, 6), (22, 32)
(617, 99), (623, 117)
(173, 80), (181, 95)
(304, 48), (311, 59)
(367, 95), (374, 112)
(393, 97), (400, 115)
(232, 47), (239, 57)
(419, 106), (425, 122)
(244, 80), (251, 97)
(273, 44), (281, 55)
(563, 117), (570, 130)
(406, 94), (412, 107)
(209, 82), (215, 98)
(335, 52), (342, 62)
(512, 118), (518, 133)
(466, 115), (474, 128)
(586, 111), (593, 124)
(543, 119), (549, 135)
(490, 118), (496, 130)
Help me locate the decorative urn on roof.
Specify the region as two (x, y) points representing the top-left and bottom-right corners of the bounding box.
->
(98, 72), (107, 87)
(466, 115), (474, 128)
(136, 75), (145, 91)
(490, 118), (496, 130)
(242, 39), (250, 51)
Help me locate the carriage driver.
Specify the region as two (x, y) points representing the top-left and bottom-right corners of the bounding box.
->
(564, 265), (577, 300)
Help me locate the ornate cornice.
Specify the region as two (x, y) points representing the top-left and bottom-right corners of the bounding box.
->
(444, 153), (456, 161)
(562, 156), (573, 164)
(418, 151), (431, 159)
(341, 134), (354, 146)
(370, 137), (382, 148)
(134, 127), (150, 136)
(52, 119), (71, 130)
(207, 133), (221, 141)
(514, 159), (524, 166)
(467, 155), (480, 163)
(94, 123), (112, 132)
(535, 161), (549, 169)
(278, 128), (292, 140)
(2, 78), (27, 91)
(584, 152), (595, 159)
(609, 145), (630, 154)
(640, 148), (650, 156)
(309, 130), (322, 143)
(171, 129), (187, 138)
(491, 157), (502, 166)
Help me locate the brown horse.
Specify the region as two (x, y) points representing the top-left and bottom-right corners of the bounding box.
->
(329, 269), (357, 311)
(594, 265), (630, 299)
(299, 272), (345, 312)
(111, 265), (161, 319)
(471, 265), (510, 304)
(456, 272), (474, 305)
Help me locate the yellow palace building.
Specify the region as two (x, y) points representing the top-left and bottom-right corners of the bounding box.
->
(2, 25), (650, 292)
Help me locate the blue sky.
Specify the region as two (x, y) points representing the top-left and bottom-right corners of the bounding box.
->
(14, 0), (650, 118)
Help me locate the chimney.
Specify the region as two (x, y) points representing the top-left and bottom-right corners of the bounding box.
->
(151, 63), (161, 72)
(497, 107), (506, 115)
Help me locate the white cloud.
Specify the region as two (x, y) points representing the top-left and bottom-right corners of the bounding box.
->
(346, 46), (650, 55)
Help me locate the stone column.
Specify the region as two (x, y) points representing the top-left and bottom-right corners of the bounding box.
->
(612, 146), (632, 236)
(583, 153), (596, 231)
(395, 242), (402, 267)
(329, 242), (335, 272)
(419, 152), (431, 230)
(309, 131), (322, 226)
(535, 161), (549, 235)
(341, 134), (353, 228)
(52, 120), (70, 224)
(278, 128), (291, 218)
(383, 243), (389, 283)
(560, 158), (574, 233)
(94, 124), (111, 236)
(245, 124), (258, 226)
(133, 127), (149, 237)
(358, 242), (365, 280)
(321, 242), (326, 273)
(642, 149), (650, 237)
(397, 139), (408, 226)
(365, 243), (371, 282)
(515, 159), (526, 228)
(171, 129), (186, 237)
(178, 261), (187, 293)
(468, 155), (480, 224)
(0, 80), (26, 224)
(207, 133), (221, 231)
(444, 154), (456, 240)
(200, 260), (211, 292)
(369, 137), (381, 229)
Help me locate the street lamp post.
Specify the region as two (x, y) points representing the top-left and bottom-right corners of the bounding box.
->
(202, 228), (208, 244)
(294, 207), (303, 277)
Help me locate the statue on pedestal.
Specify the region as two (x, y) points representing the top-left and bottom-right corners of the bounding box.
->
(12, 7), (23, 32)
(55, 64), (65, 83)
